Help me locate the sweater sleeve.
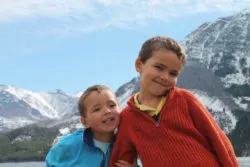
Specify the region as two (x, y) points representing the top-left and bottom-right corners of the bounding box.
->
(109, 110), (137, 167)
(184, 90), (239, 167)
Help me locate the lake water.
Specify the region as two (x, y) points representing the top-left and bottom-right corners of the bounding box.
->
(0, 157), (249, 167)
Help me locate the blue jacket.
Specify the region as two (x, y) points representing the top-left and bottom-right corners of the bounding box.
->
(45, 128), (114, 167)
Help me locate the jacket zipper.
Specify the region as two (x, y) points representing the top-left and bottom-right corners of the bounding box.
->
(100, 146), (111, 167)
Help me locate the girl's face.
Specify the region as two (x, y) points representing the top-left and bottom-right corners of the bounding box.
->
(81, 89), (120, 140)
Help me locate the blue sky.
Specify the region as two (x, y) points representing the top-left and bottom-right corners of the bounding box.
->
(0, 0), (249, 94)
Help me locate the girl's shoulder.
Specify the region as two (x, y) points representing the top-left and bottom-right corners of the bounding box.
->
(52, 129), (84, 149)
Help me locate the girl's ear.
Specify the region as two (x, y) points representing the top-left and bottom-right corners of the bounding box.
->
(80, 116), (90, 128)
(135, 58), (142, 73)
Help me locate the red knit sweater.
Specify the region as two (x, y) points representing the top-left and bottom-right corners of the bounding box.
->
(109, 88), (239, 167)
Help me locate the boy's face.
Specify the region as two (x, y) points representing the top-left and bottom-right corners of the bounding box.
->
(135, 49), (183, 97)
(81, 89), (120, 136)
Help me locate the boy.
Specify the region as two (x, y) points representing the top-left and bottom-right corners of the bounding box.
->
(46, 85), (135, 167)
(109, 36), (239, 167)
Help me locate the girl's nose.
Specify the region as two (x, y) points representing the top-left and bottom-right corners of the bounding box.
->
(104, 107), (112, 113)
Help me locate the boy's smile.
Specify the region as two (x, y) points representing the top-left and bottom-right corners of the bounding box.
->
(136, 49), (183, 99)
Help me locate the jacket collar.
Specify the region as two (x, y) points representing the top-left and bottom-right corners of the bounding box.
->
(83, 128), (116, 148)
(84, 128), (95, 147)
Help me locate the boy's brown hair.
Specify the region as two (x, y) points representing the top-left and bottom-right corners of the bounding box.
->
(138, 36), (187, 65)
(78, 85), (111, 117)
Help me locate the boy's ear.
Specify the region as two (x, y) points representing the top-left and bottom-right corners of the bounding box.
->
(135, 58), (142, 73)
(80, 117), (90, 128)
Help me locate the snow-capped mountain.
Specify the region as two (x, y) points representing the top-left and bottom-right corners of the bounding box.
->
(182, 9), (250, 110)
(0, 85), (78, 131)
(39, 90), (77, 117)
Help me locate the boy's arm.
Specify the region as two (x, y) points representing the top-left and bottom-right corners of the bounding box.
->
(109, 111), (137, 167)
(184, 90), (239, 167)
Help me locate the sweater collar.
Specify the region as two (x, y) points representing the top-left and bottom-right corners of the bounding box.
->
(127, 87), (176, 109)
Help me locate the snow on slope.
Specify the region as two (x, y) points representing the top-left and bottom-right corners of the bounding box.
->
(191, 89), (237, 133)
(4, 86), (59, 119)
(0, 116), (34, 131)
(40, 91), (77, 117)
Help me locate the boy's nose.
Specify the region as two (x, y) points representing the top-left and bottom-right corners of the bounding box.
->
(161, 73), (169, 80)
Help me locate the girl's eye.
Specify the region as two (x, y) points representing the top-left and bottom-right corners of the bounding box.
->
(93, 108), (101, 112)
(109, 103), (116, 108)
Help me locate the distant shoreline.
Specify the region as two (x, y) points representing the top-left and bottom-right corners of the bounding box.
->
(0, 160), (44, 164)
(0, 161), (45, 167)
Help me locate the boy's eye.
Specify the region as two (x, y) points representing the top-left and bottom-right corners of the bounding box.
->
(170, 72), (178, 77)
(154, 65), (163, 71)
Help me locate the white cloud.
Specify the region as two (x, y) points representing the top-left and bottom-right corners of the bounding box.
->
(0, 0), (96, 21)
(0, 0), (250, 35)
